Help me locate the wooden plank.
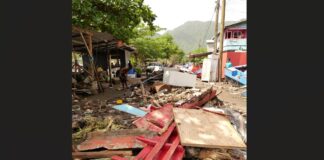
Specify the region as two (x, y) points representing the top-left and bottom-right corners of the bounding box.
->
(161, 135), (180, 160)
(173, 108), (246, 149)
(72, 150), (132, 159)
(144, 123), (176, 160)
(133, 145), (153, 160)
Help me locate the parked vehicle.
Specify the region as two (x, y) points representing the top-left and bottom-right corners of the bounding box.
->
(146, 62), (163, 72)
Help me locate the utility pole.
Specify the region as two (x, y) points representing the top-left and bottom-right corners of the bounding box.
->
(214, 0), (220, 55)
(218, 0), (226, 82)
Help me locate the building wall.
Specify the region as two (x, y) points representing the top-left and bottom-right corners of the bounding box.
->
(221, 52), (247, 78)
(206, 22), (247, 52)
(93, 52), (108, 71)
(207, 42), (215, 52)
(223, 39), (247, 51)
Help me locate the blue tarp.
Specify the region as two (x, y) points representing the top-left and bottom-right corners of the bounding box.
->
(128, 68), (136, 74)
(113, 104), (147, 117)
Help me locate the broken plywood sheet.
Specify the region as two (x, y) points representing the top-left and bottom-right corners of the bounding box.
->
(172, 108), (246, 149)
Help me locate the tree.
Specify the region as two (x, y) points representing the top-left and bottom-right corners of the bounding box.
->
(189, 47), (207, 64)
(72, 0), (157, 42)
(129, 30), (185, 66)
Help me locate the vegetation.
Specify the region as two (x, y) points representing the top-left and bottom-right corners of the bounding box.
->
(72, 0), (185, 66)
(129, 24), (184, 65)
(72, 0), (157, 42)
(189, 47), (208, 64)
(168, 21), (238, 53)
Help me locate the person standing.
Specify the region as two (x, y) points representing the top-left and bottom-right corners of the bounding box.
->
(225, 58), (233, 68)
(119, 67), (128, 89)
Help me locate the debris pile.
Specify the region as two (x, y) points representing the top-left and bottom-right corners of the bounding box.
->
(72, 70), (247, 160)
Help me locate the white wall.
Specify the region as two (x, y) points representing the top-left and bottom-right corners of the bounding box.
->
(206, 40), (219, 53)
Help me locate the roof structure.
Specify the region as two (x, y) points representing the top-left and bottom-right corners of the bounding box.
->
(209, 20), (247, 40)
(72, 26), (135, 53)
(224, 19), (246, 29)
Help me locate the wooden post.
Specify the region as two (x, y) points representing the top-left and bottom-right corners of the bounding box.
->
(79, 32), (94, 77)
(218, 0), (226, 82)
(87, 34), (95, 77)
(140, 82), (147, 103)
(214, 0), (220, 55)
(108, 50), (113, 87)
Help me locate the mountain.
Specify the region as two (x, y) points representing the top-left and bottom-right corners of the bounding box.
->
(167, 21), (238, 53)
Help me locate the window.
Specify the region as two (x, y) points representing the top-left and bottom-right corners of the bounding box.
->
(226, 31), (232, 39)
(237, 31), (242, 38)
(233, 31), (238, 38)
(233, 31), (243, 39)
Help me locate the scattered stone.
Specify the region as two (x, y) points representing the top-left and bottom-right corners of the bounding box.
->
(85, 109), (93, 114)
(108, 110), (116, 114)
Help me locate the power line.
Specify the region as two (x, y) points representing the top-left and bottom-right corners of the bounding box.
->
(199, 8), (216, 49)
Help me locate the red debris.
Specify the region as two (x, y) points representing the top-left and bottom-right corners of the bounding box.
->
(77, 129), (157, 151)
(180, 89), (216, 109)
(133, 117), (163, 133)
(143, 123), (176, 160)
(133, 104), (174, 133)
(114, 122), (185, 160)
(112, 155), (129, 160)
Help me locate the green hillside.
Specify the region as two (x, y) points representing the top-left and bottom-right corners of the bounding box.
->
(167, 21), (238, 53)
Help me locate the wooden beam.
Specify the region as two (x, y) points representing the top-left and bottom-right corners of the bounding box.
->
(79, 32), (91, 55)
(144, 123), (176, 160)
(218, 0), (226, 82)
(161, 135), (180, 160)
(88, 34), (93, 56)
(72, 150), (132, 159)
(108, 51), (113, 87)
(214, 0), (220, 55)
(72, 26), (93, 36)
(73, 41), (113, 48)
(72, 40), (84, 45)
(72, 34), (81, 38)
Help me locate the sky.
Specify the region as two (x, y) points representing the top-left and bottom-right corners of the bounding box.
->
(144, 0), (246, 31)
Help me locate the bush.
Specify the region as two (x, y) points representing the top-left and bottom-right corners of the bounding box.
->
(135, 67), (142, 74)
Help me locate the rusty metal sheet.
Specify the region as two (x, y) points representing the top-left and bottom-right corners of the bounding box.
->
(77, 129), (157, 151)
